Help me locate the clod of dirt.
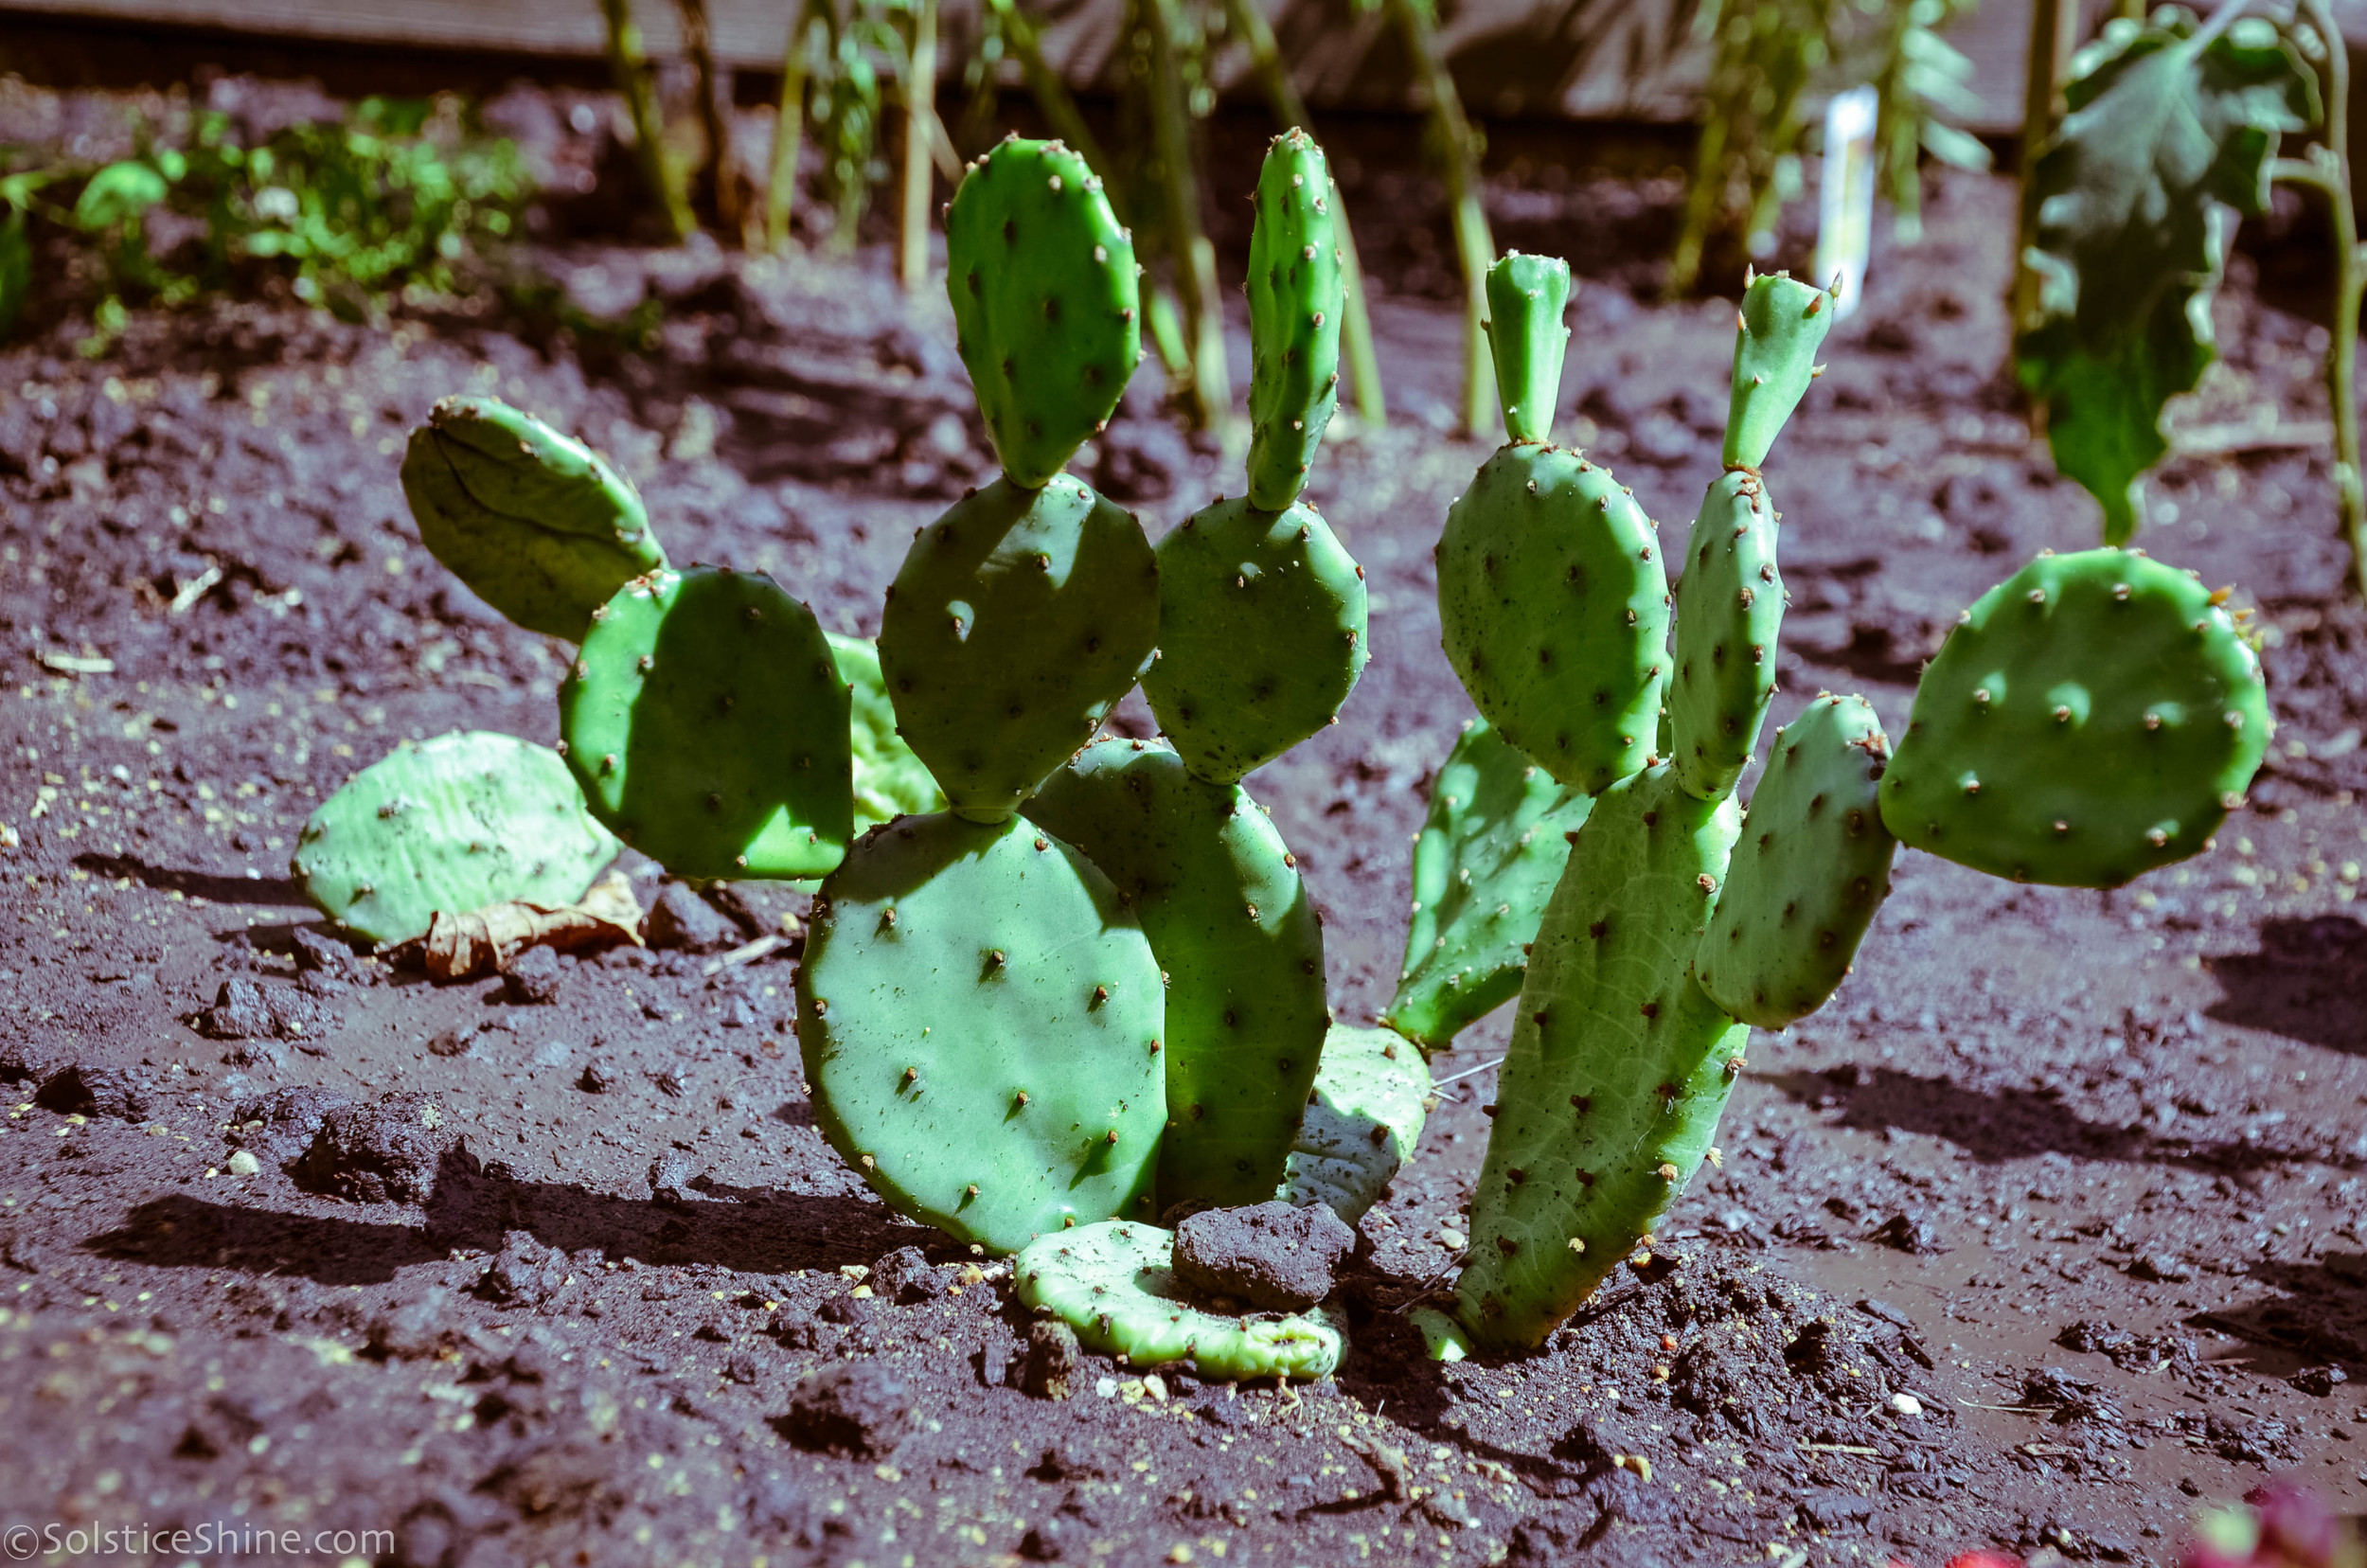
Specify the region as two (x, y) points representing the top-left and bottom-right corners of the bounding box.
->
(2129, 1252), (2197, 1283)
(502, 944), (564, 1005)
(645, 882), (739, 952)
(480, 1230), (566, 1307)
(368, 1287), (455, 1359)
(231, 1085), (354, 1167)
(578, 1062), (612, 1093)
(194, 977), (337, 1042)
(2022, 1366), (2123, 1425)
(1171, 1199), (1355, 1310)
(869, 1245), (946, 1304)
(2291, 1364), (2349, 1396)
(34, 1062), (153, 1120)
(1869, 1210), (1948, 1254)
(289, 926), (363, 984)
(295, 1091), (465, 1203)
(649, 1153), (700, 1206)
(0, 1043), (53, 1085)
(1022, 1319), (1079, 1400)
(776, 1363), (914, 1455)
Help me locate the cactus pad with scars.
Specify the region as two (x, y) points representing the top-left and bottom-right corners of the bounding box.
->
(1023, 740), (1326, 1211)
(1878, 549), (2269, 887)
(1383, 719), (1592, 1051)
(1013, 1221), (1345, 1381)
(1723, 271), (1836, 472)
(880, 474), (1160, 820)
(1244, 130), (1345, 511)
(1279, 1025), (1433, 1223)
(561, 568), (851, 881)
(1697, 694), (1897, 1027)
(945, 137), (1141, 488)
(824, 633), (945, 831)
(293, 731), (618, 947)
(400, 396), (664, 642)
(1484, 253), (1572, 446)
(1452, 764), (1747, 1349)
(1141, 498), (1367, 783)
(1668, 470), (1784, 801)
(797, 812), (1166, 1254)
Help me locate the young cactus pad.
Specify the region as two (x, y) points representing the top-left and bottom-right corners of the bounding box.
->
(1724, 271), (1836, 472)
(400, 396), (665, 642)
(797, 812), (1166, 1253)
(1141, 498), (1368, 783)
(1013, 1221), (1345, 1381)
(1878, 548), (2269, 887)
(946, 137), (1141, 489)
(561, 568), (852, 881)
(1483, 253), (1573, 446)
(1696, 693), (1897, 1027)
(1280, 1025), (1433, 1223)
(1383, 719), (1592, 1051)
(880, 474), (1160, 820)
(293, 730), (619, 947)
(1244, 129), (1346, 511)
(1668, 470), (1784, 801)
(1023, 740), (1327, 1211)
(824, 633), (946, 831)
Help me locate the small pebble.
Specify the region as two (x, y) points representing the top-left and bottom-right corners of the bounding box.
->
(225, 1149), (261, 1177)
(1095, 1375), (1119, 1399)
(1890, 1392), (1924, 1417)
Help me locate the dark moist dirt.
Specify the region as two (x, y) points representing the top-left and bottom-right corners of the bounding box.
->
(2, 107), (2366, 1566)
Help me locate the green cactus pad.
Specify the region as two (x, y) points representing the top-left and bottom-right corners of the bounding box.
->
(946, 137), (1141, 488)
(881, 474), (1161, 820)
(1453, 764), (1746, 1349)
(400, 395), (665, 642)
(293, 731), (618, 947)
(1245, 129), (1346, 511)
(1024, 740), (1327, 1211)
(1484, 252), (1573, 446)
(798, 812), (1166, 1253)
(1279, 1025), (1433, 1223)
(1013, 1221), (1345, 1381)
(1698, 694), (1898, 1027)
(1723, 271), (1836, 472)
(1436, 448), (1670, 793)
(1878, 549), (2269, 887)
(1668, 470), (1784, 801)
(825, 633), (946, 831)
(1142, 497), (1368, 784)
(1383, 719), (1592, 1051)
(561, 567), (852, 881)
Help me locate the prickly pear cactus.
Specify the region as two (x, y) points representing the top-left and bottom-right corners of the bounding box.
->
(1667, 469), (1783, 801)
(293, 731), (618, 947)
(1141, 498), (1368, 783)
(879, 475), (1160, 820)
(1878, 548), (2269, 887)
(1384, 719), (1592, 1051)
(946, 136), (1140, 488)
(824, 633), (945, 831)
(1014, 1221), (1345, 1381)
(1023, 740), (1327, 1211)
(560, 567), (852, 881)
(1697, 693), (1897, 1027)
(797, 812), (1166, 1254)
(400, 396), (665, 642)
(1483, 252), (1572, 446)
(1724, 270), (1836, 472)
(1280, 1025), (1432, 1223)
(1245, 129), (1346, 511)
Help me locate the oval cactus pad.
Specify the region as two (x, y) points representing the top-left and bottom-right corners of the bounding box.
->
(1280, 1025), (1433, 1224)
(1245, 129), (1346, 510)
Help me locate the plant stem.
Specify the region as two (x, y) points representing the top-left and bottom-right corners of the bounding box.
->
(676, 0), (743, 238)
(1145, 0), (1231, 429)
(2291, 0), (2367, 597)
(2009, 0), (2078, 338)
(899, 0), (941, 292)
(767, 0), (818, 253)
(986, 0), (1112, 175)
(599, 0), (696, 242)
(1387, 0), (1495, 438)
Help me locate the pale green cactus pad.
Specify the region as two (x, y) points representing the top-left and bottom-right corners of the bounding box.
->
(1724, 271), (1836, 472)
(1279, 1025), (1433, 1223)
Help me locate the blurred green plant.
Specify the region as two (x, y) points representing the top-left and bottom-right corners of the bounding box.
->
(1868, 0), (1992, 243)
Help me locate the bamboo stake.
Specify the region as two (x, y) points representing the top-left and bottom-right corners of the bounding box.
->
(677, 0), (744, 237)
(1145, 0), (1231, 428)
(766, 0), (819, 252)
(1386, 0), (1493, 437)
(899, 0), (942, 290)
(599, 0), (696, 241)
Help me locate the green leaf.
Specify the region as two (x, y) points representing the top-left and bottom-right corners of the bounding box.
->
(0, 205), (29, 340)
(2015, 9), (2319, 543)
(72, 160), (170, 230)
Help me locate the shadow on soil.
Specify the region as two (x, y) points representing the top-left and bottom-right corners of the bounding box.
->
(2205, 915), (2367, 1058)
(2193, 1252), (2367, 1371)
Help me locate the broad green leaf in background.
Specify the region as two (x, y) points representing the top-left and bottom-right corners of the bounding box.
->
(0, 205), (29, 339)
(72, 160), (170, 230)
(2015, 9), (2318, 543)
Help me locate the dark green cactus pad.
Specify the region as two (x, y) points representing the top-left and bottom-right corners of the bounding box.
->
(881, 475), (1161, 820)
(1141, 497), (1367, 784)
(798, 812), (1166, 1253)
(400, 395), (665, 642)
(1668, 470), (1784, 801)
(824, 633), (946, 831)
(561, 568), (852, 881)
(1879, 549), (2269, 887)
(1436, 447), (1670, 793)
(1245, 129), (1345, 511)
(946, 136), (1141, 488)
(1698, 694), (1898, 1027)
(1723, 271), (1835, 472)
(1383, 719), (1592, 1052)
(293, 731), (618, 947)
(1023, 739), (1327, 1212)
(1280, 1025), (1433, 1223)
(1484, 252), (1572, 446)
(1453, 765), (1746, 1349)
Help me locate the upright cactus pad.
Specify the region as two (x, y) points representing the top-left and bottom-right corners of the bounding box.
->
(1878, 549), (2269, 887)
(1014, 1221), (1345, 1381)
(946, 137), (1141, 488)
(825, 633), (946, 831)
(1436, 449), (1669, 792)
(1484, 253), (1573, 445)
(400, 396), (664, 642)
(1023, 740), (1327, 1211)
(1280, 1025), (1433, 1223)
(798, 812), (1166, 1253)
(561, 568), (852, 881)
(1141, 498), (1368, 783)
(1384, 719), (1592, 1051)
(880, 475), (1160, 820)
(1668, 470), (1784, 800)
(293, 731), (618, 947)
(1723, 271), (1836, 472)
(1697, 693), (1897, 1027)
(1454, 765), (1746, 1348)
(1245, 130), (1346, 511)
